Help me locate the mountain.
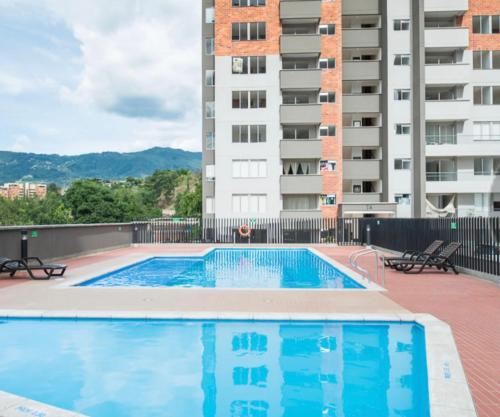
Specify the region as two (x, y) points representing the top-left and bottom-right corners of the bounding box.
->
(0, 147), (201, 185)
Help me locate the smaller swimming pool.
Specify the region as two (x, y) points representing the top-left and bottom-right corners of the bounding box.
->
(77, 248), (365, 289)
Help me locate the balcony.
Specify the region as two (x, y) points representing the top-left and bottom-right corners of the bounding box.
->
(343, 29), (381, 48)
(280, 1), (321, 21)
(425, 100), (471, 120)
(425, 64), (470, 85)
(425, 27), (469, 49)
(343, 193), (382, 203)
(342, 0), (380, 15)
(426, 172), (458, 181)
(280, 104), (322, 125)
(280, 175), (323, 194)
(280, 35), (321, 56)
(280, 69), (322, 91)
(280, 140), (322, 159)
(342, 61), (381, 81)
(424, 0), (468, 14)
(343, 94), (381, 113)
(343, 160), (381, 180)
(343, 127), (381, 147)
(426, 135), (500, 157)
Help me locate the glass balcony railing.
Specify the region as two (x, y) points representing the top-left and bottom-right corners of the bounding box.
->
(426, 172), (458, 181)
(425, 135), (457, 145)
(426, 135), (500, 145)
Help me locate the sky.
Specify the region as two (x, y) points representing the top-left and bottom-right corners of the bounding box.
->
(0, 0), (201, 155)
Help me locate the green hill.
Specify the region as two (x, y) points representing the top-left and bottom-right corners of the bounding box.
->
(0, 147), (201, 185)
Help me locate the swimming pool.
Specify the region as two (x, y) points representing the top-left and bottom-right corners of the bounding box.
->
(0, 318), (430, 417)
(77, 249), (364, 289)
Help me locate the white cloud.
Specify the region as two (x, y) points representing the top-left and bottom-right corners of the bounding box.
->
(0, 72), (35, 95)
(10, 134), (33, 152)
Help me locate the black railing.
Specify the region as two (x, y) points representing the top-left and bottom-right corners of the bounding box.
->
(361, 217), (500, 277)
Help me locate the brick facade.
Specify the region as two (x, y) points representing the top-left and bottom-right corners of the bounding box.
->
(464, 0), (500, 50)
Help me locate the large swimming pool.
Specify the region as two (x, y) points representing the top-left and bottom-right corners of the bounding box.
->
(0, 319), (430, 417)
(77, 249), (364, 289)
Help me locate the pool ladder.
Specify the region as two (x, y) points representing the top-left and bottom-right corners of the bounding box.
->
(349, 247), (386, 287)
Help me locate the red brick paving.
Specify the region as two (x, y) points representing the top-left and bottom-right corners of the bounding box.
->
(318, 246), (500, 417)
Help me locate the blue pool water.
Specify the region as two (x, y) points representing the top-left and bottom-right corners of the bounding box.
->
(78, 249), (364, 289)
(0, 319), (430, 417)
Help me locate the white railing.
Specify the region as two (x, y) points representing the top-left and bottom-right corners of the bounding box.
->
(349, 248), (385, 287)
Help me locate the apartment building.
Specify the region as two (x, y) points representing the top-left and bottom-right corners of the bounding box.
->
(0, 183), (47, 200)
(202, 0), (500, 218)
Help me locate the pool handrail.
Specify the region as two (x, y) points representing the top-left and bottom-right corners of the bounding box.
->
(349, 248), (386, 287)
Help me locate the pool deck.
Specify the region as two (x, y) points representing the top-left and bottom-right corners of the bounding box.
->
(0, 244), (498, 417)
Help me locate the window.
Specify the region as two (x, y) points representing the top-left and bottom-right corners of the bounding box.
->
(394, 54), (410, 66)
(494, 201), (500, 212)
(205, 70), (215, 86)
(232, 125), (266, 143)
(474, 121), (500, 140)
(206, 165), (215, 181)
(474, 86), (500, 105)
(319, 92), (336, 103)
(395, 194), (411, 205)
(205, 7), (214, 24)
(320, 160), (336, 172)
(394, 159), (411, 170)
(283, 160), (318, 175)
(206, 132), (215, 150)
(232, 22), (266, 41)
(321, 194), (336, 206)
(474, 158), (492, 176)
(232, 333), (267, 353)
(319, 24), (335, 35)
(319, 58), (336, 69)
(473, 15), (500, 34)
(283, 126), (312, 140)
(233, 366), (268, 387)
(283, 195), (318, 210)
(232, 160), (267, 178)
(206, 198), (214, 214)
(394, 19), (410, 31)
(395, 124), (411, 135)
(394, 89), (411, 100)
(205, 101), (215, 118)
(232, 0), (266, 6)
(232, 90), (266, 108)
(232, 56), (266, 74)
(320, 125), (336, 136)
(473, 50), (500, 69)
(205, 38), (214, 55)
(232, 194), (267, 214)
(231, 401), (269, 417)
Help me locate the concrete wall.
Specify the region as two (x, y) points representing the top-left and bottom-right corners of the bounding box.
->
(0, 224), (133, 261)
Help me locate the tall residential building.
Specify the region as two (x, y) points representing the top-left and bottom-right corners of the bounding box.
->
(0, 183), (47, 200)
(202, 0), (500, 219)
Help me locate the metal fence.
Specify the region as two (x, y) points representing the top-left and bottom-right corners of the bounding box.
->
(132, 216), (500, 277)
(132, 218), (362, 245)
(362, 217), (500, 277)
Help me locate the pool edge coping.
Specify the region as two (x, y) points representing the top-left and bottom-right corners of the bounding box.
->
(0, 311), (477, 417)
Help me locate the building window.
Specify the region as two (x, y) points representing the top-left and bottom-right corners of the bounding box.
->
(283, 195), (318, 210)
(394, 19), (410, 31)
(474, 86), (500, 105)
(232, 22), (266, 41)
(394, 159), (411, 170)
(232, 56), (266, 74)
(206, 165), (215, 181)
(319, 24), (335, 35)
(395, 124), (411, 135)
(205, 38), (214, 55)
(319, 92), (336, 103)
(494, 201), (500, 212)
(473, 51), (500, 69)
(283, 160), (318, 175)
(395, 194), (411, 205)
(232, 90), (266, 109)
(394, 54), (410, 66)
(206, 132), (215, 150)
(319, 58), (336, 69)
(394, 89), (411, 101)
(474, 158), (492, 176)
(320, 160), (336, 172)
(474, 121), (500, 140)
(232, 194), (267, 214)
(283, 126), (313, 140)
(321, 194), (337, 206)
(320, 125), (336, 136)
(232, 125), (266, 143)
(205, 101), (215, 118)
(205, 7), (215, 24)
(205, 70), (215, 86)
(232, 0), (266, 6)
(206, 197), (214, 214)
(232, 160), (267, 178)
(473, 15), (500, 34)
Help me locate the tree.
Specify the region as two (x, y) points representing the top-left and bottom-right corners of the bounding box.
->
(174, 183), (202, 217)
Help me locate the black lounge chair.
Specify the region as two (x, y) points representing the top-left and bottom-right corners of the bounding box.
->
(0, 256), (67, 280)
(393, 242), (462, 275)
(385, 240), (445, 268)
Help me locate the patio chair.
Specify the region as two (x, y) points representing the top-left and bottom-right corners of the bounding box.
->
(393, 242), (462, 275)
(384, 240), (445, 268)
(0, 256), (67, 280)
